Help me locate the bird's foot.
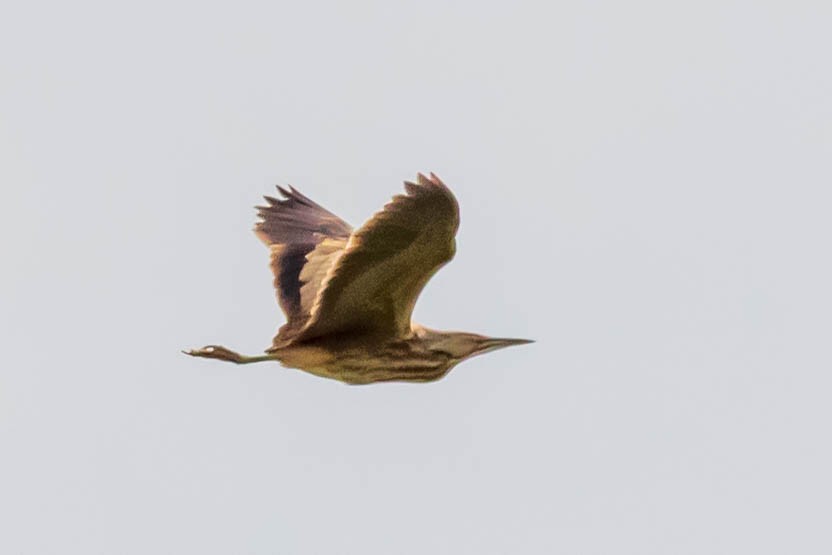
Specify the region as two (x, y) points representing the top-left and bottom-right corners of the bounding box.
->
(183, 345), (246, 363)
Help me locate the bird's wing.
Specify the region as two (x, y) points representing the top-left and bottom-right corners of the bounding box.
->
(254, 186), (352, 339)
(292, 173), (459, 343)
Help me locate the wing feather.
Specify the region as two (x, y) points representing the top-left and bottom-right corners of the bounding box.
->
(254, 186), (352, 341)
(290, 173), (459, 343)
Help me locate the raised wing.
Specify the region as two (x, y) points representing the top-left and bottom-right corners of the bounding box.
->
(291, 173), (459, 343)
(254, 186), (352, 339)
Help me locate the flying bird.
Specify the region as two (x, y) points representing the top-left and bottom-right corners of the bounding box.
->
(185, 173), (532, 384)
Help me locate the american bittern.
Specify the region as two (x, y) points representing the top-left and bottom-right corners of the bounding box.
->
(185, 173), (531, 384)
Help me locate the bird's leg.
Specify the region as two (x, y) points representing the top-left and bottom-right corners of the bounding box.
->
(183, 345), (275, 364)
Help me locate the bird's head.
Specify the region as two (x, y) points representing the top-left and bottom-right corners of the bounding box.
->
(417, 327), (534, 362)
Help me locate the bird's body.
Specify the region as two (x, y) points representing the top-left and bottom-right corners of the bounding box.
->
(265, 329), (451, 384)
(186, 173), (531, 384)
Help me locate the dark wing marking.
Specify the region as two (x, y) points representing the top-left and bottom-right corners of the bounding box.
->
(292, 173), (459, 343)
(254, 186), (352, 339)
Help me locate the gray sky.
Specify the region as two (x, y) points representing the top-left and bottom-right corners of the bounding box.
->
(2, 0), (831, 553)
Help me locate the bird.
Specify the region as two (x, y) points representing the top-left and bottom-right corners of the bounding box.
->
(184, 172), (532, 384)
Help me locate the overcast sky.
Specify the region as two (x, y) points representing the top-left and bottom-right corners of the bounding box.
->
(2, 1), (831, 553)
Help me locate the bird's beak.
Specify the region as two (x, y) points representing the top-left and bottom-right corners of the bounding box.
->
(476, 337), (534, 355)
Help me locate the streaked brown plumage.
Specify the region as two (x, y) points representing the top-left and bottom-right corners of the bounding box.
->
(185, 172), (532, 384)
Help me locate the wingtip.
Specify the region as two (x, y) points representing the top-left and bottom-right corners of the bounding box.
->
(403, 180), (420, 195)
(414, 172), (446, 188)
